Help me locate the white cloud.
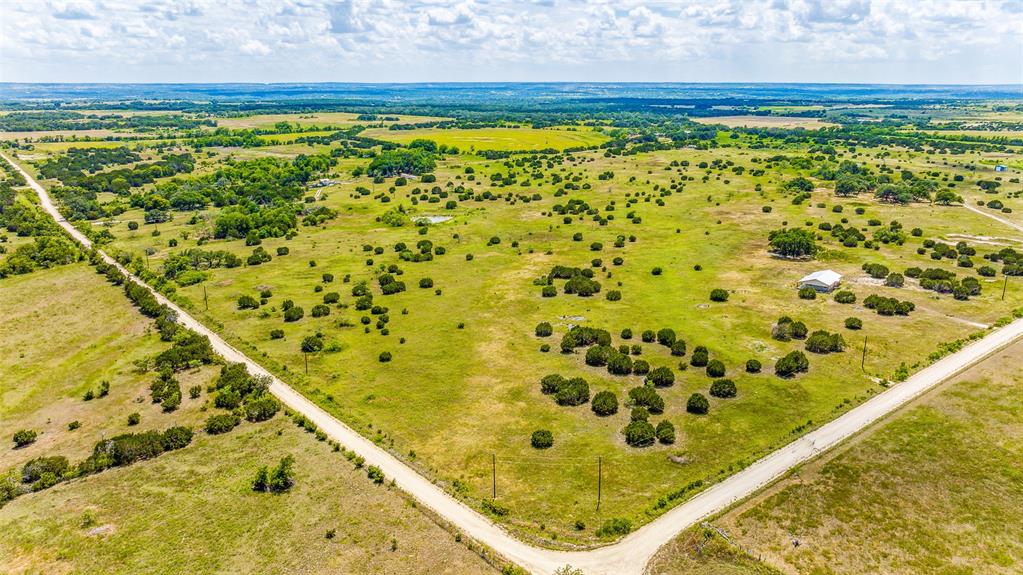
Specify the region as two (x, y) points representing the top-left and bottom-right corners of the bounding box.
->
(0, 0), (1019, 83)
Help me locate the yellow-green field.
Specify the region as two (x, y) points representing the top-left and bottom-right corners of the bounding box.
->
(691, 116), (838, 129)
(216, 112), (449, 130)
(652, 338), (1023, 575)
(360, 126), (611, 151)
(0, 264), (498, 575)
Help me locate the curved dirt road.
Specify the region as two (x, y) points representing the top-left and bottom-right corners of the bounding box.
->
(7, 151), (1023, 575)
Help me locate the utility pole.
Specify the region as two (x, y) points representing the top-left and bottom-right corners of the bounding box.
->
(304, 352), (308, 374)
(1003, 275), (1009, 301)
(597, 456), (602, 511)
(203, 285), (209, 310)
(861, 336), (868, 372)
(491, 453), (496, 500)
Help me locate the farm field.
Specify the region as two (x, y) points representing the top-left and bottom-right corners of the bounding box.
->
(216, 112), (449, 129)
(690, 116), (838, 129)
(11, 111), (1021, 549)
(650, 337), (1023, 575)
(0, 264), (498, 575)
(360, 126), (611, 151)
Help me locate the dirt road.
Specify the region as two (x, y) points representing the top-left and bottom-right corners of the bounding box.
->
(7, 151), (1023, 575)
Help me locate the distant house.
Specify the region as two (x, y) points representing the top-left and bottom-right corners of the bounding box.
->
(799, 270), (842, 292)
(995, 165), (1007, 172)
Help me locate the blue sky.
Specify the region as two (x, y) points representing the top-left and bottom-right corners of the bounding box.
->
(2, 0), (1021, 84)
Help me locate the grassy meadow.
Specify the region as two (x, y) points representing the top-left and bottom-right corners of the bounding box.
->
(652, 338), (1023, 575)
(0, 264), (498, 575)
(9, 113), (1023, 546)
(360, 126), (611, 151)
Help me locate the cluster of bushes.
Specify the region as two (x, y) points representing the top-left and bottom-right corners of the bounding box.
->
(771, 316), (808, 341)
(775, 350), (810, 377)
(863, 294), (915, 315)
(539, 374), (590, 406)
(150, 369), (182, 412)
(805, 330), (846, 354)
(378, 273), (406, 295)
(252, 455), (296, 493)
(906, 267), (981, 299)
(768, 227), (816, 258)
(539, 265), (601, 297)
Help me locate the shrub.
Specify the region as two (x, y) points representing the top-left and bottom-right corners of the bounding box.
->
(540, 374), (566, 395)
(646, 366), (675, 387)
(628, 386), (664, 413)
(311, 304), (331, 318)
(623, 420), (656, 447)
(252, 455), (295, 493)
(301, 335), (324, 353)
(379, 351), (392, 362)
(596, 518), (633, 538)
(535, 322), (553, 337)
(270, 329), (285, 340)
(845, 317), (863, 330)
(805, 330), (846, 354)
(591, 391), (618, 416)
(419, 277), (434, 288)
(541, 285), (557, 297)
(656, 329), (677, 348)
(215, 389), (241, 410)
(669, 339), (687, 356)
(798, 286), (818, 300)
(705, 360), (725, 378)
(620, 328), (633, 340)
(127, 412), (141, 426)
(245, 397), (281, 422)
(686, 393), (709, 415)
(655, 420), (676, 444)
(22, 456), (70, 484)
(606, 351), (633, 375)
(834, 290), (856, 304)
(367, 465), (385, 484)
(709, 378), (737, 398)
(631, 359), (650, 375)
(651, 267), (663, 276)
(531, 429), (554, 449)
(238, 295), (260, 309)
(13, 429), (37, 448)
(555, 377), (590, 406)
(745, 359), (762, 373)
(205, 414), (241, 435)
(641, 330), (656, 343)
(709, 288), (729, 302)
(284, 306), (305, 322)
(605, 290), (622, 301)
(690, 348), (709, 367)
(885, 273), (905, 287)
(775, 350), (810, 377)
(631, 407), (650, 422)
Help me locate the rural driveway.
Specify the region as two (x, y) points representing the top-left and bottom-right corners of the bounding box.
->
(7, 151), (1023, 575)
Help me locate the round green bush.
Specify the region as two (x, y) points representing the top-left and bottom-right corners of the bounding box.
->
(686, 393), (709, 415)
(283, 306), (305, 322)
(709, 288), (729, 302)
(205, 414), (241, 435)
(834, 290), (856, 304)
(541, 285), (557, 297)
(301, 335), (324, 353)
(555, 377), (590, 406)
(845, 317), (863, 330)
(535, 322), (553, 337)
(745, 359), (761, 373)
(540, 374), (566, 395)
(530, 429), (554, 449)
(591, 391), (619, 416)
(706, 359), (725, 378)
(798, 287), (818, 300)
(655, 420), (676, 444)
(775, 350), (809, 377)
(623, 420), (656, 447)
(646, 366), (675, 387)
(709, 378), (737, 398)
(378, 351), (392, 362)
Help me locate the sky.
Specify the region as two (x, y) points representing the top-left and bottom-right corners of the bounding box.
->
(1, 0), (1021, 85)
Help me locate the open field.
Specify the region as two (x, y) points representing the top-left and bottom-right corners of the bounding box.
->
(360, 126), (611, 151)
(29, 119), (1016, 547)
(216, 112), (449, 130)
(0, 263), (498, 575)
(691, 116), (838, 129)
(7, 103), (1023, 552)
(651, 337), (1023, 575)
